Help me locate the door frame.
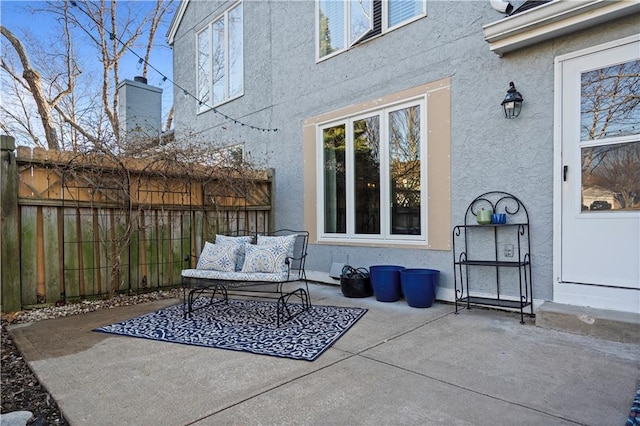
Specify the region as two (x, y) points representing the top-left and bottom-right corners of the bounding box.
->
(552, 34), (640, 314)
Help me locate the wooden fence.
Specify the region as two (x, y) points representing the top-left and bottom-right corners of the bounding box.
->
(1, 138), (273, 311)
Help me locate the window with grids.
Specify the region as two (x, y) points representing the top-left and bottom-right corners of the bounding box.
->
(319, 99), (426, 242)
(196, 2), (243, 111)
(317, 0), (426, 60)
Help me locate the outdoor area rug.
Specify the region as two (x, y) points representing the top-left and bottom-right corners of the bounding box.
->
(627, 384), (640, 426)
(94, 298), (367, 361)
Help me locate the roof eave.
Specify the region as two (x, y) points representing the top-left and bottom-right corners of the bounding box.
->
(166, 0), (190, 46)
(483, 0), (640, 56)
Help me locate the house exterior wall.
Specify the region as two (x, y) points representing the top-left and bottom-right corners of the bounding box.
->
(170, 0), (639, 303)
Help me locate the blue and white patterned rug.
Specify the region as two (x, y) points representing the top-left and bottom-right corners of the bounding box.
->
(94, 298), (367, 362)
(628, 384), (640, 426)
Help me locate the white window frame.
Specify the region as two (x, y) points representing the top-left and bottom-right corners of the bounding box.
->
(316, 97), (428, 245)
(316, 0), (426, 62)
(196, 27), (212, 111)
(383, 0), (426, 32)
(196, 1), (243, 113)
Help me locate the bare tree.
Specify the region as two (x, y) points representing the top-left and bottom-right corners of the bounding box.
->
(580, 60), (640, 173)
(580, 59), (640, 210)
(1, 25), (61, 149)
(587, 143), (640, 209)
(1, 0), (174, 151)
(164, 105), (174, 132)
(63, 0), (173, 145)
(0, 63), (44, 145)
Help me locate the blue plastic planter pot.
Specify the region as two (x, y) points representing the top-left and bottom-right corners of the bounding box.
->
(400, 268), (440, 308)
(369, 265), (405, 302)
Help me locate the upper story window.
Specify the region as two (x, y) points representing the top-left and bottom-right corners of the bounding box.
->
(317, 0), (426, 60)
(196, 2), (243, 111)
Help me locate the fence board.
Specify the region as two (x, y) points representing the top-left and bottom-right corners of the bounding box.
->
(129, 212), (141, 291)
(95, 209), (111, 295)
(20, 206), (38, 305)
(137, 210), (149, 290)
(43, 207), (61, 303)
(63, 207), (80, 300)
(203, 211), (217, 242)
(78, 208), (95, 296)
(147, 210), (162, 288)
(256, 211), (267, 234)
(181, 212), (192, 274)
(227, 211), (238, 235)
(170, 211), (186, 286)
(92, 210), (102, 295)
(111, 210), (129, 294)
(163, 211), (174, 287)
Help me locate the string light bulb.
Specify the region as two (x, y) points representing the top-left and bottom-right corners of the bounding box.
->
(67, 0), (279, 132)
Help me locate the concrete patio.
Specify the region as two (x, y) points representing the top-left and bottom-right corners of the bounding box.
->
(7, 283), (640, 425)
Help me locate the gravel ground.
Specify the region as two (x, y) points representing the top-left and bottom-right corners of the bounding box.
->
(1, 289), (183, 425)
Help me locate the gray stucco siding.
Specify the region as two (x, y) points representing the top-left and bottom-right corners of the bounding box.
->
(171, 1), (640, 303)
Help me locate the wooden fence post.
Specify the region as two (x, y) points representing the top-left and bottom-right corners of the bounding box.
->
(1, 135), (21, 312)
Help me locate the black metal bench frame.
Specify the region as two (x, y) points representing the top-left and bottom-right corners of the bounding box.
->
(182, 230), (311, 327)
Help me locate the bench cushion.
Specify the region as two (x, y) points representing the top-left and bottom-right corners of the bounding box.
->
(181, 269), (289, 282)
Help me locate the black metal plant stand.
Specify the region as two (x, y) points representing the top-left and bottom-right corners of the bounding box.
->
(452, 191), (533, 323)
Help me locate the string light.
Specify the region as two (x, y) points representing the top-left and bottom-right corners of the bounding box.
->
(68, 0), (279, 133)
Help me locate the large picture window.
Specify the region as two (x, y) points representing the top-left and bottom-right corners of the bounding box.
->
(196, 2), (243, 111)
(317, 0), (426, 60)
(304, 78), (451, 249)
(319, 100), (426, 242)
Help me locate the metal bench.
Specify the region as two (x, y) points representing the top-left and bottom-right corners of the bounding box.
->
(181, 230), (310, 326)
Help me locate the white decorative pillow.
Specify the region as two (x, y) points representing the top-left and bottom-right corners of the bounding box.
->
(215, 234), (253, 245)
(196, 242), (240, 272)
(257, 234), (297, 258)
(241, 243), (289, 274)
(215, 235), (253, 271)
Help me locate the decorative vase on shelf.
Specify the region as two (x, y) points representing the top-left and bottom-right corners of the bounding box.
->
(477, 208), (492, 225)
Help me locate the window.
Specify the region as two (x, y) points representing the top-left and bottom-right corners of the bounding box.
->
(387, 0), (424, 28)
(317, 0), (426, 60)
(196, 2), (243, 111)
(303, 78), (451, 249)
(579, 59), (640, 211)
(319, 100), (426, 242)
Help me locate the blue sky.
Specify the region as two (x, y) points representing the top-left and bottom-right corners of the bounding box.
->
(0, 0), (175, 120)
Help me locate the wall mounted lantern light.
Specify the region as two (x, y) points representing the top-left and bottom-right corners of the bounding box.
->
(501, 81), (523, 119)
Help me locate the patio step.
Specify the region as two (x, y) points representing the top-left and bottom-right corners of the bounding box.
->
(536, 302), (640, 344)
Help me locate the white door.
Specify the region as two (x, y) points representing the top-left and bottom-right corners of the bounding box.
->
(554, 35), (640, 313)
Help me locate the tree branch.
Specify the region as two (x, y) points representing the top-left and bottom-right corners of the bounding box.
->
(1, 25), (60, 149)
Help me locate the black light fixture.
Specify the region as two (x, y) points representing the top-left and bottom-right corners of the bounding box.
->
(501, 81), (523, 119)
